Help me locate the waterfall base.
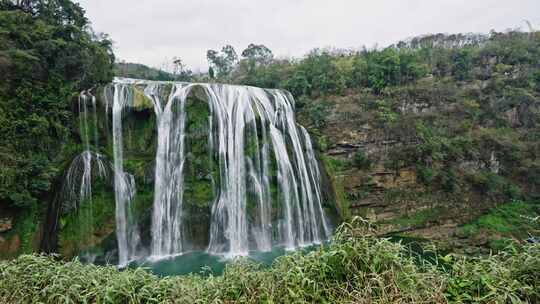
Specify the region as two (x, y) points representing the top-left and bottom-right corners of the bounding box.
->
(126, 244), (322, 277)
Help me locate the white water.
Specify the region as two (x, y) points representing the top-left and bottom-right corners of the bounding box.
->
(112, 84), (141, 267)
(59, 92), (109, 262)
(100, 78), (331, 263)
(146, 83), (190, 258)
(62, 92), (108, 210)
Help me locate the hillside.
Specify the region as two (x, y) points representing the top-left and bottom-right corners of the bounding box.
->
(114, 62), (176, 81)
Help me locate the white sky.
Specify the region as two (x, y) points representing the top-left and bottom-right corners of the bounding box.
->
(76, 0), (540, 72)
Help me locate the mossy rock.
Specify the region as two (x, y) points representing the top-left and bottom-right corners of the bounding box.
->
(58, 183), (116, 259)
(132, 87), (154, 111)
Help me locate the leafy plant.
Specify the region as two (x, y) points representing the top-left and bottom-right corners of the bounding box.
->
(0, 218), (538, 303)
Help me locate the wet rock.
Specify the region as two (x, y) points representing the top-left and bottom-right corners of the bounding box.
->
(0, 234), (21, 257)
(0, 218), (12, 233)
(9, 234), (20, 252)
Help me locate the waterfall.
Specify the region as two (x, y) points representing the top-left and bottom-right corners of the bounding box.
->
(112, 84), (141, 267)
(97, 78), (331, 263)
(63, 92), (107, 209)
(59, 92), (109, 258)
(146, 83), (190, 258)
(300, 126), (331, 239)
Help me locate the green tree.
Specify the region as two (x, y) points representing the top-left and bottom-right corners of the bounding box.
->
(172, 57), (192, 81)
(451, 48), (474, 81)
(0, 1), (114, 208)
(206, 45), (238, 78)
(241, 43), (273, 66)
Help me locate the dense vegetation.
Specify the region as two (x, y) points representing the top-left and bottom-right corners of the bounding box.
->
(0, 219), (538, 303)
(0, 1), (114, 256)
(0, 0), (114, 210)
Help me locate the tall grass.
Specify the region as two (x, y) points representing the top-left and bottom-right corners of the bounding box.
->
(0, 218), (538, 303)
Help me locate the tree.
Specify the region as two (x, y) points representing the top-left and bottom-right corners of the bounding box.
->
(172, 57), (192, 81)
(451, 48), (474, 81)
(241, 43), (273, 66)
(206, 45), (238, 78)
(296, 49), (345, 96)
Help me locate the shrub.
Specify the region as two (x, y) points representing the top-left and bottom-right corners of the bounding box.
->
(353, 148), (372, 170)
(1, 218), (538, 303)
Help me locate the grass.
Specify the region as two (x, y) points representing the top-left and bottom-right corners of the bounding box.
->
(321, 155), (352, 173)
(389, 207), (444, 228)
(1, 217), (538, 303)
(459, 200), (540, 241)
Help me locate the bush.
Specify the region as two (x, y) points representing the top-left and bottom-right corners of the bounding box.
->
(417, 165), (436, 185)
(468, 171), (522, 200)
(306, 101), (331, 129)
(353, 148), (372, 170)
(1, 218), (538, 303)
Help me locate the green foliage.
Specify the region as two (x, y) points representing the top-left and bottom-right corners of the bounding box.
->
(451, 47), (474, 81)
(389, 207), (444, 228)
(241, 44), (273, 64)
(1, 219), (539, 303)
(459, 200), (539, 241)
(299, 50), (347, 96)
(417, 165), (436, 185)
(183, 95), (215, 210)
(321, 155), (351, 173)
(352, 148), (371, 170)
(372, 99), (399, 124)
(321, 156), (351, 220)
(0, 1), (114, 210)
(207, 45), (238, 79)
(468, 171), (522, 200)
(439, 168), (459, 193)
(58, 185), (115, 257)
(12, 205), (40, 254)
(305, 100), (331, 129)
(442, 243), (540, 303)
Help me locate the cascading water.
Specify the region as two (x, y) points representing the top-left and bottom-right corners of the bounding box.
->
(91, 78), (332, 264)
(59, 92), (109, 260)
(111, 84), (141, 267)
(145, 83), (189, 258)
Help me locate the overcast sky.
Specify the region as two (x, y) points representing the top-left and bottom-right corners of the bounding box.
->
(76, 0), (540, 72)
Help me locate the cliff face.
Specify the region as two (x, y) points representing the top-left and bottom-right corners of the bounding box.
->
(299, 73), (540, 252)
